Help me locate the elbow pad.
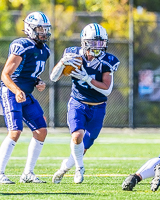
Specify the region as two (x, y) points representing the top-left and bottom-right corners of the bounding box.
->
(87, 72), (114, 96)
(50, 61), (65, 82)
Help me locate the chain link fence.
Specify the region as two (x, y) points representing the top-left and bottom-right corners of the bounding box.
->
(0, 16), (160, 128)
(134, 18), (160, 127)
(0, 37), (129, 128)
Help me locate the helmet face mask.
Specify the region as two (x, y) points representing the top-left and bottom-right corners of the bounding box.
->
(81, 23), (108, 57)
(24, 12), (51, 43)
(35, 25), (51, 41)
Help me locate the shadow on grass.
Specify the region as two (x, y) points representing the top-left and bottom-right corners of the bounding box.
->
(1, 192), (94, 196)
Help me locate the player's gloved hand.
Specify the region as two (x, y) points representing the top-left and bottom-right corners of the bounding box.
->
(60, 54), (82, 69)
(50, 54), (82, 82)
(36, 80), (46, 92)
(70, 66), (92, 83)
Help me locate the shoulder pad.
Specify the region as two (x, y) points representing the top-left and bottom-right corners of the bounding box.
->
(10, 38), (34, 56)
(63, 47), (81, 56)
(12, 38), (34, 47)
(43, 43), (50, 55)
(101, 53), (120, 72)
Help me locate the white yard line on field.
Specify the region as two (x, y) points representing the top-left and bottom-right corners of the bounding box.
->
(18, 138), (160, 144)
(1, 135), (160, 144)
(10, 156), (149, 160)
(7, 174), (128, 177)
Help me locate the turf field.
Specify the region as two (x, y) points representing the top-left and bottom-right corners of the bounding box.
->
(1, 128), (160, 200)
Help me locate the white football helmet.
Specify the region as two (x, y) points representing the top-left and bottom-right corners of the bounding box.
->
(24, 11), (51, 43)
(81, 23), (108, 57)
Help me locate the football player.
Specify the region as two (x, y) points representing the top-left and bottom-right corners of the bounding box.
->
(0, 11), (51, 183)
(50, 23), (120, 184)
(122, 158), (160, 191)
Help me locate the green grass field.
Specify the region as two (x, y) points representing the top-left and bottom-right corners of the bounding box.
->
(1, 128), (160, 200)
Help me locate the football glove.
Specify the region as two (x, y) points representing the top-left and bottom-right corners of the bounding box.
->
(70, 66), (92, 83)
(61, 54), (82, 69)
(50, 54), (82, 82)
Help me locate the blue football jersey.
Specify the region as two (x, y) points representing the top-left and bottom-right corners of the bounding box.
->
(1, 38), (50, 94)
(63, 47), (120, 103)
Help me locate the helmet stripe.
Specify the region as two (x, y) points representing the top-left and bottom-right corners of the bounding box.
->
(94, 23), (100, 37)
(39, 12), (48, 23)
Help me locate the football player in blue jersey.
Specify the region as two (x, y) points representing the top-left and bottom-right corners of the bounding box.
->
(50, 23), (120, 184)
(0, 11), (51, 184)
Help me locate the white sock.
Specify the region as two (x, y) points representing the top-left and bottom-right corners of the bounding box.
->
(70, 139), (84, 169)
(61, 154), (75, 170)
(24, 137), (44, 174)
(0, 136), (16, 174)
(136, 157), (160, 179)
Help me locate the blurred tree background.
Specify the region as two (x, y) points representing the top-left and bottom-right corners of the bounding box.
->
(0, 0), (158, 39)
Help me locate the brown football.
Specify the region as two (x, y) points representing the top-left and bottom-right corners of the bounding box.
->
(62, 57), (82, 76)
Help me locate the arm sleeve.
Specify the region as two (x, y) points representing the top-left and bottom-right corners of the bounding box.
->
(87, 72), (114, 96)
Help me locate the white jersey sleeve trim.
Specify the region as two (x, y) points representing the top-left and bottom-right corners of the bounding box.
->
(87, 72), (114, 96)
(10, 42), (34, 56)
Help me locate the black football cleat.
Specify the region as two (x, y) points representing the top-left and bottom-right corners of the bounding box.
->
(122, 174), (139, 191)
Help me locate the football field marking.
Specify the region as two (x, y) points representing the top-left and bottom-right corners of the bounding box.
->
(1, 135), (160, 144)
(7, 174), (128, 177)
(10, 156), (149, 160)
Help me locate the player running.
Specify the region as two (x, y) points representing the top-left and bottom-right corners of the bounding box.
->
(50, 23), (120, 184)
(0, 11), (51, 184)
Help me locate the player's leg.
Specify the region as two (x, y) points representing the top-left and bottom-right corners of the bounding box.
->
(122, 157), (160, 191)
(0, 130), (21, 184)
(0, 88), (23, 184)
(148, 158), (160, 192)
(52, 128), (98, 184)
(83, 103), (107, 150)
(53, 98), (86, 184)
(67, 98), (88, 183)
(122, 174), (141, 191)
(69, 100), (106, 183)
(71, 129), (85, 184)
(52, 147), (89, 183)
(151, 162), (160, 192)
(52, 153), (75, 183)
(75, 103), (106, 184)
(20, 95), (47, 183)
(52, 100), (106, 184)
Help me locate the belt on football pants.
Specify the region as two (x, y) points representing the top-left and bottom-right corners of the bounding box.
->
(81, 101), (105, 106)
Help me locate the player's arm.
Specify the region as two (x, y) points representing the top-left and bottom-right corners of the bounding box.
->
(71, 66), (113, 96)
(88, 71), (113, 96)
(50, 54), (82, 82)
(50, 60), (65, 82)
(1, 54), (26, 103)
(91, 72), (112, 89)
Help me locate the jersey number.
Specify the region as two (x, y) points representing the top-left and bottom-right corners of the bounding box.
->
(31, 61), (45, 78)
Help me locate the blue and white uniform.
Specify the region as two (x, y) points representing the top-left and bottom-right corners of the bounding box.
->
(1, 38), (50, 131)
(65, 47), (120, 149)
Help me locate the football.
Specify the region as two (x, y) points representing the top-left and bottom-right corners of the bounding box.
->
(62, 57), (82, 76)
